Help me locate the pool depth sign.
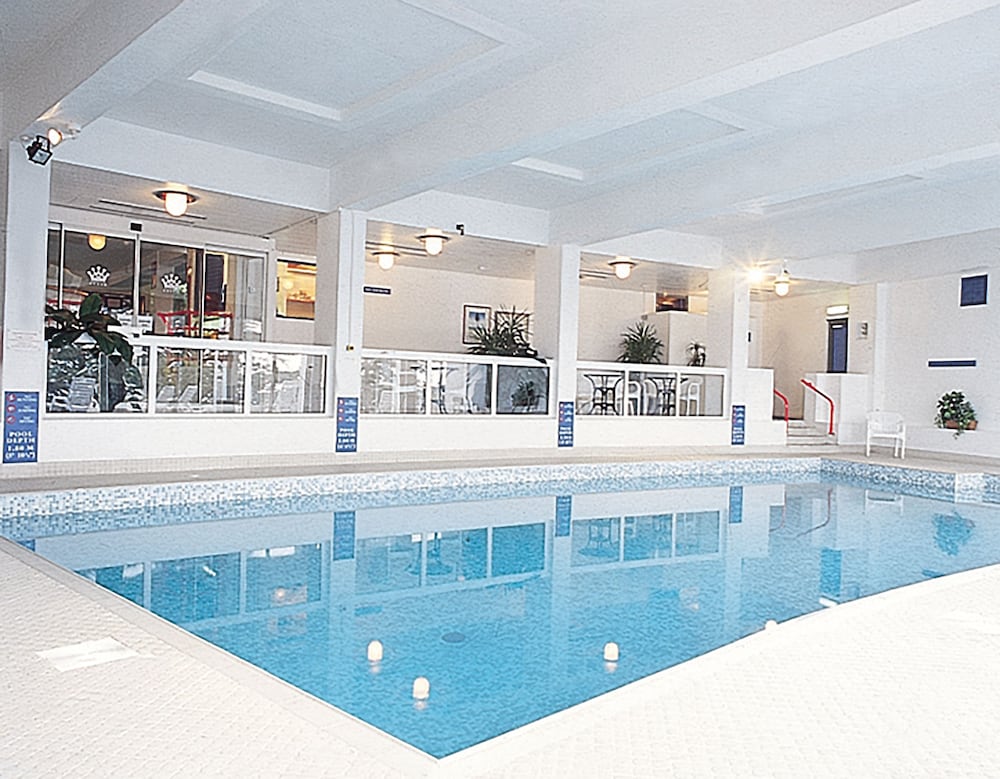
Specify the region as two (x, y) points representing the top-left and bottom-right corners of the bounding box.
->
(731, 404), (746, 446)
(4, 391), (39, 463)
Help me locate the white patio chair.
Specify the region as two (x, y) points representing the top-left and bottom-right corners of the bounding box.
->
(866, 411), (906, 458)
(678, 379), (701, 416)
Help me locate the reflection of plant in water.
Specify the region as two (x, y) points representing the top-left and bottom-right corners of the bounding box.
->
(933, 512), (975, 556)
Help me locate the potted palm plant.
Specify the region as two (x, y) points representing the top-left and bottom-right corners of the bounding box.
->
(934, 390), (977, 437)
(617, 321), (663, 363)
(467, 306), (538, 358)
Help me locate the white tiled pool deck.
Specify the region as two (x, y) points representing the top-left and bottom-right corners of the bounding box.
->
(3, 446), (1000, 777)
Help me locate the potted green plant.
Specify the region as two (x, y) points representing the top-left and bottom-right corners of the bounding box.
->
(934, 390), (977, 437)
(617, 321), (663, 364)
(45, 292), (133, 362)
(467, 306), (539, 358)
(686, 341), (706, 366)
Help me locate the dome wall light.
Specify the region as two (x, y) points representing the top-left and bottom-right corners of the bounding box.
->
(46, 128), (64, 146)
(747, 265), (766, 285)
(773, 268), (791, 297)
(87, 233), (106, 251)
(153, 187), (199, 217)
(416, 228), (449, 256)
(609, 256), (637, 280)
(373, 247), (399, 270)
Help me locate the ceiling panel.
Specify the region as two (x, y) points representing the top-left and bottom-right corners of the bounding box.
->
(539, 109), (743, 172)
(199, 0), (493, 109)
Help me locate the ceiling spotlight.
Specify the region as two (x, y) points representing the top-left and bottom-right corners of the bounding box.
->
(609, 256), (637, 280)
(774, 268), (791, 297)
(46, 128), (64, 146)
(25, 135), (52, 165)
(416, 228), (449, 256)
(87, 233), (106, 251)
(372, 247), (399, 270)
(153, 187), (199, 217)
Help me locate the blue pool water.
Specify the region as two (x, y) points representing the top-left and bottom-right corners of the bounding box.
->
(11, 477), (1000, 756)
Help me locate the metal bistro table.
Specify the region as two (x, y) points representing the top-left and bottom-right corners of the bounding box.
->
(584, 372), (622, 414)
(645, 374), (677, 415)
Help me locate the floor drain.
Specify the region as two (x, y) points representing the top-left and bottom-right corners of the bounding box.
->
(441, 631), (466, 644)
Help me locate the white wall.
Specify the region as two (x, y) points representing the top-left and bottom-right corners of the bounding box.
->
(882, 269), (1000, 456)
(757, 288), (849, 417)
(652, 310), (707, 366)
(362, 264), (533, 354)
(577, 284), (647, 362)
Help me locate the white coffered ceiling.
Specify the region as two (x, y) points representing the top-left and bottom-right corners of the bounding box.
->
(4, 0), (999, 292)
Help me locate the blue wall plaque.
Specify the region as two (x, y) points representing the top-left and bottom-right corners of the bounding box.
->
(335, 396), (359, 452)
(4, 391), (39, 463)
(557, 400), (574, 447)
(731, 404), (746, 445)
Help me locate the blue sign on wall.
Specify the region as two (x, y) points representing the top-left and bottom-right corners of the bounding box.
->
(731, 404), (746, 446)
(335, 396), (359, 452)
(4, 391), (39, 464)
(555, 495), (572, 536)
(333, 511), (357, 560)
(557, 400), (574, 447)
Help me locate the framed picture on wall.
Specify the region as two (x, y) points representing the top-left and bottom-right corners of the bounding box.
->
(462, 305), (492, 344)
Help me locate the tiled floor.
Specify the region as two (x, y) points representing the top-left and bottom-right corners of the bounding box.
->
(3, 447), (1000, 777)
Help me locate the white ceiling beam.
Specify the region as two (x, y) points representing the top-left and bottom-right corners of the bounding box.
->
(1, 0), (184, 143)
(331, 0), (996, 211)
(550, 80), (1000, 249)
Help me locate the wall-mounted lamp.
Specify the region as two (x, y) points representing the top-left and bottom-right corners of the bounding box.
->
(773, 267), (791, 297)
(747, 265), (766, 285)
(153, 187), (199, 217)
(416, 228), (449, 256)
(608, 256), (637, 280)
(87, 233), (107, 251)
(46, 128), (64, 146)
(372, 247), (399, 270)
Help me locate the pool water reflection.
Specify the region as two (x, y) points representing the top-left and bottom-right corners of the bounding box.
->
(17, 481), (1000, 757)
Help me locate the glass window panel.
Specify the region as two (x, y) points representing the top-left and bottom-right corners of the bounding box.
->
(360, 358), (426, 414)
(626, 371), (678, 416)
(139, 241), (201, 336)
(61, 230), (135, 321)
(429, 361), (492, 414)
(678, 373), (725, 417)
(576, 369), (623, 415)
(156, 347), (244, 413)
(276, 260), (316, 320)
(571, 518), (620, 566)
(250, 352), (326, 413)
(46, 346), (149, 413)
(496, 365), (549, 415)
(246, 544), (323, 611)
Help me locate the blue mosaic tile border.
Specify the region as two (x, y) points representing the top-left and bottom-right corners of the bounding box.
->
(1, 458), (820, 539)
(3, 456), (991, 541)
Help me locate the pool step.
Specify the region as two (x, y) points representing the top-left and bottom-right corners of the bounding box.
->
(785, 419), (837, 446)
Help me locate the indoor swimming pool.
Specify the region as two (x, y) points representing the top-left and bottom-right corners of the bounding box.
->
(5, 463), (1000, 757)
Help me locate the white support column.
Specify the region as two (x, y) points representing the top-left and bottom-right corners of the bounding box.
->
(2, 141), (51, 392)
(870, 282), (890, 411)
(707, 266), (752, 433)
(534, 245), (580, 443)
(313, 209), (367, 405)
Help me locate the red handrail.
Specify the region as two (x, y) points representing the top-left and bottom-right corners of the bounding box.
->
(773, 389), (789, 431)
(800, 379), (835, 436)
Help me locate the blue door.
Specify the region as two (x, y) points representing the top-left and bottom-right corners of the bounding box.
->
(827, 318), (848, 373)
